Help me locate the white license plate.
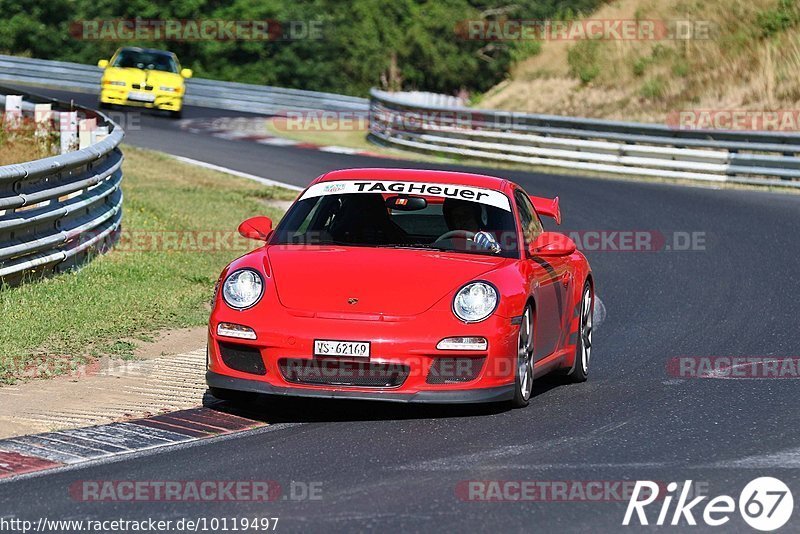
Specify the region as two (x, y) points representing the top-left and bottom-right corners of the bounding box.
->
(314, 340), (370, 358)
(128, 91), (155, 102)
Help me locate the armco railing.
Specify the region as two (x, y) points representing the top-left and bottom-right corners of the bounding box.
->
(369, 89), (800, 188)
(0, 55), (368, 114)
(0, 87), (124, 286)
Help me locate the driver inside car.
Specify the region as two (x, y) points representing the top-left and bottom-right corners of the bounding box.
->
(440, 198), (500, 253)
(443, 198), (481, 233)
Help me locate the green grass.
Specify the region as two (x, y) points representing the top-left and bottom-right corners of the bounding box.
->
(639, 77), (666, 99)
(757, 0), (800, 37)
(632, 56), (650, 77)
(0, 146), (296, 384)
(567, 38), (601, 84)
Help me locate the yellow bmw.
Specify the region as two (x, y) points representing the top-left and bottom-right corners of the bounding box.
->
(98, 47), (192, 118)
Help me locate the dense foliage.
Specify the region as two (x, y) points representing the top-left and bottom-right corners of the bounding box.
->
(0, 0), (602, 96)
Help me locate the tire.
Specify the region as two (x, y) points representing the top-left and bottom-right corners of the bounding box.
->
(169, 109), (183, 119)
(510, 304), (535, 408)
(565, 282), (593, 383)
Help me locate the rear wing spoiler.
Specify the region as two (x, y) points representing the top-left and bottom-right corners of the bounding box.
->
(530, 195), (561, 225)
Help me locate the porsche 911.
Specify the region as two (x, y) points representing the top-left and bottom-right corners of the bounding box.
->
(206, 168), (594, 408)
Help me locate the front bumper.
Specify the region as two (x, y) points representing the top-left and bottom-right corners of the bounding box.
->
(207, 370), (515, 404)
(100, 87), (183, 111)
(207, 301), (519, 403)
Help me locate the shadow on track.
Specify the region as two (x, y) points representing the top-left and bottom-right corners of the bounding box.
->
(201, 376), (569, 424)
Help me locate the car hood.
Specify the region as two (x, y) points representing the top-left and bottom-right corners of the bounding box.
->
(104, 67), (183, 87)
(267, 246), (507, 316)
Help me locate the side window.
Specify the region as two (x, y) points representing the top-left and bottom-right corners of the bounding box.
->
(514, 190), (543, 251)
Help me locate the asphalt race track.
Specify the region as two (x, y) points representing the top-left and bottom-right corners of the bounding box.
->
(2, 88), (800, 532)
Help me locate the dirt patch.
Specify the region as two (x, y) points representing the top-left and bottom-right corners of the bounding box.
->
(0, 327), (209, 439)
(130, 326), (208, 359)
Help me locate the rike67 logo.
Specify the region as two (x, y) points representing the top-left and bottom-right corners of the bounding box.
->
(623, 477), (793, 531)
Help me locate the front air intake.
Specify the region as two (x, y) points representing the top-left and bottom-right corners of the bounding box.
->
(279, 359), (409, 388)
(426, 357), (485, 384)
(218, 342), (266, 375)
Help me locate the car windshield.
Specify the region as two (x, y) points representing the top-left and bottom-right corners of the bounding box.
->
(112, 50), (178, 73)
(272, 186), (520, 258)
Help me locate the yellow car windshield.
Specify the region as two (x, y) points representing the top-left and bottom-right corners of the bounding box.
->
(112, 50), (178, 73)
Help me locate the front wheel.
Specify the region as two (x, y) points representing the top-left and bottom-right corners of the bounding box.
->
(510, 304), (534, 408)
(565, 282), (593, 383)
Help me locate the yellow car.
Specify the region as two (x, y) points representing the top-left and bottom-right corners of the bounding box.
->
(98, 47), (192, 118)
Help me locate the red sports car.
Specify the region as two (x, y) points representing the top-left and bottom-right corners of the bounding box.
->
(206, 168), (594, 407)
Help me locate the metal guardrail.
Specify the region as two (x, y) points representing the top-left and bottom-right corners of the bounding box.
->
(0, 87), (124, 286)
(369, 89), (800, 188)
(0, 55), (368, 114)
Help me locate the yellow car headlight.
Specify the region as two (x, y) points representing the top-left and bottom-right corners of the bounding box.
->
(159, 86), (179, 92)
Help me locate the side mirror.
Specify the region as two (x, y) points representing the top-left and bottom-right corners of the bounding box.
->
(97, 59), (109, 69)
(528, 232), (576, 257)
(181, 68), (193, 79)
(238, 216), (273, 241)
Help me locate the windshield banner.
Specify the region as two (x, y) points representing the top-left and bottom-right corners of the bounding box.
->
(300, 180), (512, 211)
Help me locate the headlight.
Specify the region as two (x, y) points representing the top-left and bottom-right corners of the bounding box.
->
(107, 80), (125, 86)
(222, 269), (264, 309)
(452, 282), (498, 323)
(159, 86), (178, 92)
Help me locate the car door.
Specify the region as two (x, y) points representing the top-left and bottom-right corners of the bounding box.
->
(514, 190), (570, 361)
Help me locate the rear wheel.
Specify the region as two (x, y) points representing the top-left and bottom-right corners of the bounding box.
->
(510, 304), (534, 408)
(566, 283), (593, 383)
